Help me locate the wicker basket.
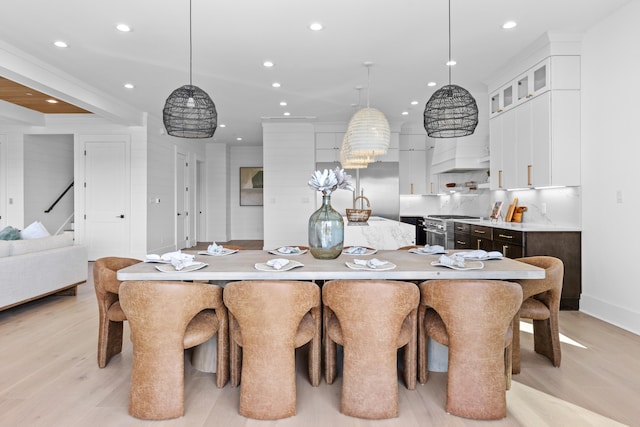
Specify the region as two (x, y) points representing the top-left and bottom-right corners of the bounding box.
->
(346, 208), (371, 222)
(346, 196), (371, 222)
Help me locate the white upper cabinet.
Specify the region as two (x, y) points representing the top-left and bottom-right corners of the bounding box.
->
(399, 134), (427, 194)
(315, 132), (343, 163)
(489, 55), (581, 189)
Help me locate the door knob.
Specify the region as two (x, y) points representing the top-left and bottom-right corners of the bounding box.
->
(116, 214), (124, 218)
(177, 213), (182, 216)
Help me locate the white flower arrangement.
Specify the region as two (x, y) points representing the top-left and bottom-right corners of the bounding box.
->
(308, 167), (354, 195)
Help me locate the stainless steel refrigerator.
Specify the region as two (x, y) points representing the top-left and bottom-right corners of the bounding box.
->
(316, 161), (400, 221)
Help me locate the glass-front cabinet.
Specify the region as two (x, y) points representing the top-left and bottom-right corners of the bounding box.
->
(489, 58), (550, 119)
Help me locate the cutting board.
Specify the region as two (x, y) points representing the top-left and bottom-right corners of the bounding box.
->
(505, 197), (518, 222)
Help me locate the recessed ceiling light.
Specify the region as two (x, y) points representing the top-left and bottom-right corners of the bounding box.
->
(219, 124), (226, 128)
(446, 60), (457, 66)
(124, 83), (134, 89)
(46, 99), (58, 104)
(309, 22), (323, 31)
(283, 112), (291, 116)
(236, 137), (243, 141)
(280, 101), (287, 106)
(116, 24), (131, 32)
(427, 82), (437, 87)
(402, 111), (409, 116)
(410, 100), (419, 105)
(502, 21), (517, 30)
(53, 41), (68, 48)
(272, 82), (281, 88)
(263, 61), (274, 68)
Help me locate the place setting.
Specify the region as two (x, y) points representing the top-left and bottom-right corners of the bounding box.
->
(345, 258), (396, 271)
(197, 242), (239, 257)
(255, 258), (305, 272)
(149, 252), (208, 273)
(342, 246), (378, 256)
(407, 244), (447, 255)
(267, 246), (309, 256)
(451, 249), (504, 261)
(431, 254), (484, 271)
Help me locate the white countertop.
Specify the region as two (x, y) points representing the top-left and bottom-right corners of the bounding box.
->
(344, 216), (415, 249)
(452, 219), (581, 232)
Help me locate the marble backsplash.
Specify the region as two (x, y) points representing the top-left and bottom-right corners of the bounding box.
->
(401, 186), (581, 227)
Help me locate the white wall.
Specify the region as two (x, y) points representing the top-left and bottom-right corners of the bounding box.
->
(230, 145), (263, 240)
(23, 134), (74, 234)
(205, 143), (230, 243)
(580, 0), (640, 334)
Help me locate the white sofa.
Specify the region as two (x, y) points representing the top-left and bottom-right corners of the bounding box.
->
(0, 232), (88, 311)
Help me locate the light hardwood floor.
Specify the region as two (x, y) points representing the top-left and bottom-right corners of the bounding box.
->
(0, 254), (638, 427)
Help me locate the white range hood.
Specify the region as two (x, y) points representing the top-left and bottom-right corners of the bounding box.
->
(430, 137), (489, 174)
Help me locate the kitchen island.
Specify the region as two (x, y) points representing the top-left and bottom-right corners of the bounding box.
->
(344, 216), (415, 250)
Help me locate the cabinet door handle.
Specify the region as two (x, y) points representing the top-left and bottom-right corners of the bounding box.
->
(430, 182), (433, 193)
(526, 94), (533, 98)
(498, 170), (503, 188)
(474, 230), (486, 234)
(477, 239), (482, 250)
(527, 165), (532, 186)
(503, 245), (509, 257)
(498, 234), (513, 239)
(456, 226), (464, 231)
(456, 240), (466, 245)
(497, 109), (503, 113)
(410, 183), (414, 194)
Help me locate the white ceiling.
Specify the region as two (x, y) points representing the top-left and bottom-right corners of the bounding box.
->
(0, 0), (631, 144)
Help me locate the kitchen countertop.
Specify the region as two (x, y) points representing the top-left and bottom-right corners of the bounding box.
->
(344, 216), (415, 249)
(452, 219), (581, 232)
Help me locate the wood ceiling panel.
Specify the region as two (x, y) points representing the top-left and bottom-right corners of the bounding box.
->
(0, 77), (91, 114)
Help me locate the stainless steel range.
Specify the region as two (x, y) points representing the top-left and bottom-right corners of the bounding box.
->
(422, 215), (481, 249)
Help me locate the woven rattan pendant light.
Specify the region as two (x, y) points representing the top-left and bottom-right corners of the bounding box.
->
(344, 63), (390, 156)
(424, 0), (478, 138)
(162, 0), (217, 138)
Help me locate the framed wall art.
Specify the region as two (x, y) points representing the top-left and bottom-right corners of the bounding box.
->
(239, 167), (263, 206)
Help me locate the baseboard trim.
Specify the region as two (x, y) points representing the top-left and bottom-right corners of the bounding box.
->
(580, 294), (640, 336)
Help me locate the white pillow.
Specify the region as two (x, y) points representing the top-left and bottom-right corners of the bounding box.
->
(20, 221), (51, 240)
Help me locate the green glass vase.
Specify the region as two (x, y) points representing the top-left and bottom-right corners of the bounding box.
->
(308, 194), (344, 259)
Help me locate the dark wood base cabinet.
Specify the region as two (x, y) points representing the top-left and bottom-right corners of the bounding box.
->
(454, 223), (581, 310)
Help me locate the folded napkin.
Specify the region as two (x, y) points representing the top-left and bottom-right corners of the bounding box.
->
(278, 246), (302, 254)
(353, 258), (389, 269)
(266, 258), (290, 270)
(207, 242), (225, 255)
(145, 250), (187, 262)
(166, 252), (196, 271)
(345, 246), (369, 254)
(415, 244), (445, 254)
(437, 254), (466, 268)
(455, 250), (503, 259)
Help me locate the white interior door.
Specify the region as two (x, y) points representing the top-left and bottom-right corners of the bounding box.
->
(176, 152), (188, 249)
(84, 139), (129, 260)
(196, 160), (206, 242)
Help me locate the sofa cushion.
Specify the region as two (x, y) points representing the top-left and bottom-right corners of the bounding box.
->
(0, 226), (21, 240)
(9, 233), (74, 256)
(0, 241), (10, 258)
(20, 221), (51, 240)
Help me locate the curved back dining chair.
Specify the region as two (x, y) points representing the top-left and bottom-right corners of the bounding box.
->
(93, 256), (141, 368)
(223, 280), (321, 420)
(119, 280), (228, 420)
(513, 256), (564, 373)
(323, 279), (420, 419)
(418, 279), (522, 420)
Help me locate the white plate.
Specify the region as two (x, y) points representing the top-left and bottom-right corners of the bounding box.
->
(254, 260), (305, 271)
(342, 246), (378, 256)
(462, 255), (503, 261)
(155, 262), (208, 273)
(345, 261), (396, 271)
(268, 247), (308, 256)
(408, 248), (447, 255)
(430, 261), (484, 271)
(197, 248), (239, 257)
(144, 258), (172, 264)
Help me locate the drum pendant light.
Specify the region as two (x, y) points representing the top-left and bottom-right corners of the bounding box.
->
(344, 63), (390, 156)
(163, 0), (217, 138)
(424, 0), (478, 138)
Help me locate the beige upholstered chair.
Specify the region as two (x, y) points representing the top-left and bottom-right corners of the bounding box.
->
(93, 257), (141, 368)
(119, 281), (228, 420)
(323, 279), (420, 419)
(223, 280), (321, 420)
(418, 280), (522, 420)
(513, 256), (564, 374)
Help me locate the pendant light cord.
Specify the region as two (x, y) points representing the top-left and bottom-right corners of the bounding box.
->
(189, 0), (193, 86)
(448, 0), (452, 86)
(366, 66), (371, 108)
